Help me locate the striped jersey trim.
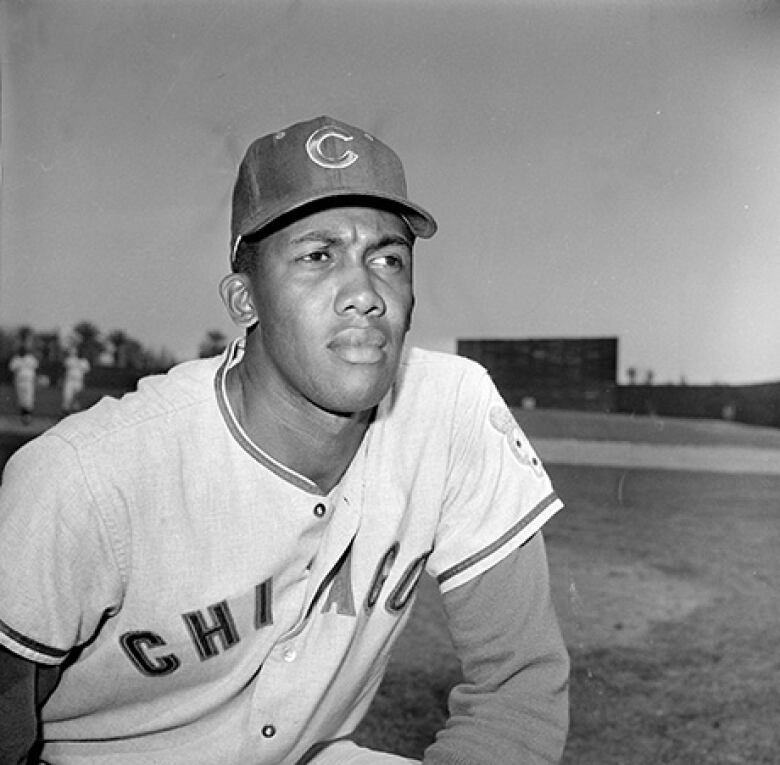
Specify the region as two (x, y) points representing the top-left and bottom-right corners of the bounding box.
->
(0, 617), (69, 663)
(214, 341), (323, 495)
(436, 491), (562, 586)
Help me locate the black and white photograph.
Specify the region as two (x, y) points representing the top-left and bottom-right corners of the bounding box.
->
(1, 2), (779, 763)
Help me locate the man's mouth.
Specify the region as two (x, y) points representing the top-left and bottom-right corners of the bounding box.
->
(329, 327), (387, 364)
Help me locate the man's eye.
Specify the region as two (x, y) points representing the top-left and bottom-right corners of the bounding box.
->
(372, 253), (405, 269)
(299, 251), (330, 263)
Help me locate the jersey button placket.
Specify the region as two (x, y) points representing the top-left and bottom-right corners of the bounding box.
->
(261, 724), (276, 738)
(313, 502), (327, 518)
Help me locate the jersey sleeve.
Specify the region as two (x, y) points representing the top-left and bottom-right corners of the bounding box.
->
(426, 369), (563, 594)
(0, 434), (125, 665)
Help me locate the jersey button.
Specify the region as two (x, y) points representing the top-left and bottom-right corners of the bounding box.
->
(282, 646), (297, 662)
(261, 724), (276, 738)
(313, 503), (327, 518)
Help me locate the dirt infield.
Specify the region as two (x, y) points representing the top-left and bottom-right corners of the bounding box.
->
(547, 466), (780, 764)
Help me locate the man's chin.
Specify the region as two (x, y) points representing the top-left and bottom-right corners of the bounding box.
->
(318, 389), (387, 417)
(314, 374), (395, 417)
(309, 347), (404, 415)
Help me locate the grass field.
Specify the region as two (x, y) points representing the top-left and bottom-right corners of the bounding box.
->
(514, 406), (780, 450)
(354, 413), (780, 763)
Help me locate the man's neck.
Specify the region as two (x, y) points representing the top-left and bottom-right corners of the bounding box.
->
(225, 361), (373, 494)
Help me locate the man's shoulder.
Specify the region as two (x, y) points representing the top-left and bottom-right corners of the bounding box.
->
(391, 346), (490, 410)
(48, 355), (223, 448)
(399, 345), (487, 383)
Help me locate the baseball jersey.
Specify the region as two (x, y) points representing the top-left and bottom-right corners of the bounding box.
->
(61, 355), (91, 411)
(62, 355), (90, 384)
(0, 339), (563, 764)
(9, 353), (38, 408)
(9, 353), (38, 381)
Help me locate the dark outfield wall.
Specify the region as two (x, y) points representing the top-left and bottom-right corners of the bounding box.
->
(616, 381), (780, 429)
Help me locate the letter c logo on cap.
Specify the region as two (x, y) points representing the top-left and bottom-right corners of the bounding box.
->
(306, 126), (359, 169)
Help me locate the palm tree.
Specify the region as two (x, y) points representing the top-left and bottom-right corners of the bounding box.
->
(72, 321), (104, 366)
(107, 330), (129, 367)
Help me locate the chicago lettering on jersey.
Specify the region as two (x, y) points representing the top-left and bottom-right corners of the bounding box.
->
(118, 545), (430, 675)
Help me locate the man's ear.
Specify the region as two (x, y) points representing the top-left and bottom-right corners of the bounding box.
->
(219, 273), (258, 329)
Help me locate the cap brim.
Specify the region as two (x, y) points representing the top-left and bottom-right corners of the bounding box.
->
(238, 190), (437, 244)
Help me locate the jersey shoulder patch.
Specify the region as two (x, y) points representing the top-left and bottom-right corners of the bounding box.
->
(488, 405), (545, 477)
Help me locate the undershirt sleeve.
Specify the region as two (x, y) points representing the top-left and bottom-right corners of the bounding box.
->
(423, 534), (570, 765)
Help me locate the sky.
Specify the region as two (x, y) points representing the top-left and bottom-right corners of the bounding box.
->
(1, 0), (779, 385)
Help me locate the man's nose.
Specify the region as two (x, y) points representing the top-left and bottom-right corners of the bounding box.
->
(335, 263), (386, 316)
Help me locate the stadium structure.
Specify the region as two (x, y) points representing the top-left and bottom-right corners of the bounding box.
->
(457, 337), (618, 412)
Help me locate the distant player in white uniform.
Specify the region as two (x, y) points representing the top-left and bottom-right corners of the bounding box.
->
(61, 346), (91, 415)
(8, 339), (39, 424)
(0, 116), (569, 764)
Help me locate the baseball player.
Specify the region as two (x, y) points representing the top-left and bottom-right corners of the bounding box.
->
(60, 346), (91, 415)
(0, 116), (569, 764)
(8, 339), (39, 424)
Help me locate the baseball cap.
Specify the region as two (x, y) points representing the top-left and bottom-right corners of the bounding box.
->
(230, 115), (437, 265)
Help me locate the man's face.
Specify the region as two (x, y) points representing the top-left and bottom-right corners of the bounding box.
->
(245, 205), (415, 415)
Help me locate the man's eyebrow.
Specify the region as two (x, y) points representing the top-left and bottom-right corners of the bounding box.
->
(288, 231), (341, 246)
(375, 234), (413, 249)
(288, 231), (413, 248)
